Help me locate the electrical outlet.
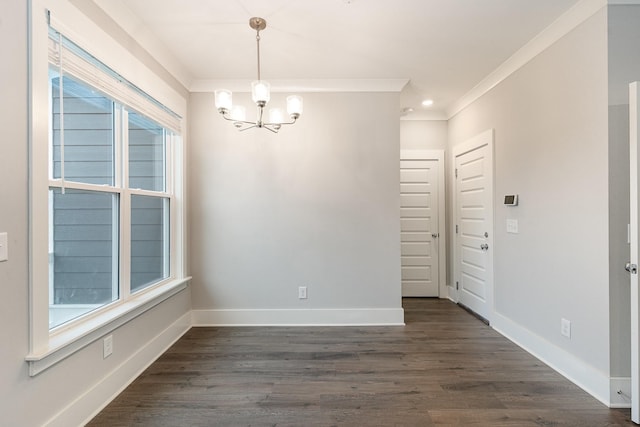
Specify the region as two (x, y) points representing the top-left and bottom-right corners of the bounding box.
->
(298, 286), (308, 299)
(103, 335), (113, 358)
(561, 318), (571, 339)
(0, 232), (8, 262)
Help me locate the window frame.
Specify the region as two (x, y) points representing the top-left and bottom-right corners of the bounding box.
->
(27, 1), (189, 376)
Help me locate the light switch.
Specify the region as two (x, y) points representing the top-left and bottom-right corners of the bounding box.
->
(0, 233), (7, 262)
(506, 219), (518, 234)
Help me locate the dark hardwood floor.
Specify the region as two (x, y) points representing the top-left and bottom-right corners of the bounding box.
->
(88, 298), (634, 426)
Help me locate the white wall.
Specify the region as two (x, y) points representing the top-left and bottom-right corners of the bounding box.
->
(189, 91), (403, 324)
(448, 6), (611, 392)
(0, 1), (191, 425)
(400, 120), (448, 151)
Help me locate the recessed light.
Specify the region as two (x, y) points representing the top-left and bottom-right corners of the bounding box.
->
(422, 99), (434, 107)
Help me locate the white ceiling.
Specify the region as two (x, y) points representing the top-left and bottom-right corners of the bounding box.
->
(93, 0), (581, 119)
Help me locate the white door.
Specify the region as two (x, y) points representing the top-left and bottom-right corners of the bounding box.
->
(454, 131), (494, 321)
(629, 81), (640, 424)
(400, 157), (440, 297)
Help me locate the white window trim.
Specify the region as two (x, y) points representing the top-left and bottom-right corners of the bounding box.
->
(27, 0), (189, 375)
(26, 278), (190, 376)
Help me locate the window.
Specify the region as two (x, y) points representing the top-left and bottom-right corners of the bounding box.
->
(45, 28), (181, 329)
(27, 7), (187, 376)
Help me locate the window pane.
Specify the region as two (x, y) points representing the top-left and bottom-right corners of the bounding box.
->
(51, 69), (115, 185)
(131, 195), (169, 293)
(49, 188), (119, 329)
(129, 111), (165, 191)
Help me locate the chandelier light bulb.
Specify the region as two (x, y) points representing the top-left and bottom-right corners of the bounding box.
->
(269, 108), (284, 124)
(286, 95), (303, 118)
(230, 105), (246, 122)
(214, 89), (232, 112)
(251, 81), (271, 106)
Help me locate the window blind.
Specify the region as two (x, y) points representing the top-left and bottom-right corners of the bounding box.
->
(47, 27), (182, 133)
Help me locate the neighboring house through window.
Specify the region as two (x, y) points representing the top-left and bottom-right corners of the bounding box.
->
(49, 66), (174, 328)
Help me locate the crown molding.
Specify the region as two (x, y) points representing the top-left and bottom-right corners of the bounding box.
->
(190, 78), (409, 93)
(446, 0), (609, 119)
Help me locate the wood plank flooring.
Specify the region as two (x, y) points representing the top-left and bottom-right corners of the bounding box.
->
(88, 299), (633, 426)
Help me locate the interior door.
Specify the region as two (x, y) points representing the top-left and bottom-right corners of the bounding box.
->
(629, 81), (640, 424)
(454, 133), (493, 322)
(400, 158), (440, 297)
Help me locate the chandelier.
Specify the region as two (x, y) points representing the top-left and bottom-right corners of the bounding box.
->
(214, 17), (303, 133)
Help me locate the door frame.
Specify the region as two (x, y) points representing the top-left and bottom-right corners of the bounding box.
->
(630, 81), (640, 424)
(400, 149), (447, 298)
(451, 129), (495, 322)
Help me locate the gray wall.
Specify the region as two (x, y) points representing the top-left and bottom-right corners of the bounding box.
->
(0, 1), (190, 425)
(607, 4), (640, 378)
(0, 0), (32, 418)
(448, 9), (611, 373)
(189, 91), (402, 312)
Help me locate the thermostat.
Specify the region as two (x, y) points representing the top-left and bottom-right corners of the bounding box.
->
(504, 195), (518, 206)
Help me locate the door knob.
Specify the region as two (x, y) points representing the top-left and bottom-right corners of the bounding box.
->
(431, 233), (439, 238)
(480, 243), (489, 251)
(626, 262), (638, 274)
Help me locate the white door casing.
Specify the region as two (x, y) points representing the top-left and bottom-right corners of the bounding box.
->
(400, 150), (446, 298)
(452, 130), (494, 322)
(629, 81), (640, 424)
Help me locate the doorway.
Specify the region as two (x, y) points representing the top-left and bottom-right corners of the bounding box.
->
(452, 130), (494, 322)
(400, 150), (446, 297)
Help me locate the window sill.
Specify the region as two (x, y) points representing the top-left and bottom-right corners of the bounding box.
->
(26, 277), (191, 376)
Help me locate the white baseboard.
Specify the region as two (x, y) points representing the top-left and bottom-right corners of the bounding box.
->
(610, 377), (632, 408)
(45, 311), (192, 427)
(491, 312), (612, 407)
(192, 307), (405, 326)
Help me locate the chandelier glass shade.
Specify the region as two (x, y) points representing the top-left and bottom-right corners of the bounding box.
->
(214, 17), (303, 133)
